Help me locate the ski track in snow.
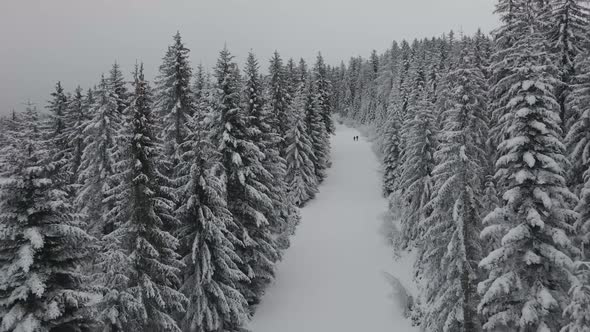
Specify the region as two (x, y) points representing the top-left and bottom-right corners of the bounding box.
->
(248, 123), (418, 332)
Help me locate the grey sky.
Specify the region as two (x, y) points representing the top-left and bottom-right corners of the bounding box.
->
(0, 0), (497, 114)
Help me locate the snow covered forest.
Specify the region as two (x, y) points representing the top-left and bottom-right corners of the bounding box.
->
(334, 0), (590, 331)
(2, 0), (590, 331)
(0, 34), (334, 332)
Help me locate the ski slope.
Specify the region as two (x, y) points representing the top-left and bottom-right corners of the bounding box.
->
(249, 123), (418, 332)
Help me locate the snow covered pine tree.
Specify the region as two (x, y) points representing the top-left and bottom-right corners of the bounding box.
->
(98, 64), (187, 331)
(419, 40), (489, 332)
(478, 4), (579, 330)
(211, 47), (280, 308)
(175, 56), (250, 332)
(0, 102), (98, 332)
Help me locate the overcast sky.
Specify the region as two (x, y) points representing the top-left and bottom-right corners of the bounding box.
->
(0, 0), (498, 114)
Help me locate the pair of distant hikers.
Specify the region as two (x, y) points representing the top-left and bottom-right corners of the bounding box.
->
(353, 136), (359, 141)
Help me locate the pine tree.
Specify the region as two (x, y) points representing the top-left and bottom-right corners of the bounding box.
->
(397, 45), (430, 176)
(562, 177), (590, 331)
(473, 29), (493, 80)
(562, 19), (590, 332)
(304, 79), (331, 183)
(62, 87), (92, 183)
(296, 59), (309, 87)
(0, 111), (20, 171)
(246, 52), (297, 249)
(77, 75), (122, 237)
(482, 175), (500, 217)
(384, 41), (412, 180)
(375, 42), (401, 139)
(176, 96), (250, 332)
(192, 64), (214, 131)
(47, 81), (68, 138)
(566, 54), (590, 194)
(488, 0), (527, 161)
(313, 53), (335, 135)
(155, 31), (194, 174)
(22, 102), (40, 137)
(342, 57), (360, 119)
(478, 10), (578, 330)
(284, 80), (318, 206)
(381, 83), (404, 197)
(355, 59), (372, 124)
(285, 58), (298, 100)
(562, 270), (590, 332)
(108, 62), (129, 116)
(193, 64), (207, 104)
(267, 51), (290, 153)
(99, 65), (186, 331)
(397, 91), (437, 249)
(0, 109), (97, 331)
(212, 47), (280, 307)
(546, 0), (589, 134)
(419, 42), (488, 332)
(362, 50), (380, 125)
(45, 82), (74, 188)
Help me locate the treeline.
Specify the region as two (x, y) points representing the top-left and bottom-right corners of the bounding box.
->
(0, 32), (334, 332)
(336, 0), (590, 331)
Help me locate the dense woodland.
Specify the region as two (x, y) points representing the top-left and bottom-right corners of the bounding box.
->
(3, 0), (590, 331)
(334, 0), (590, 331)
(0, 33), (333, 332)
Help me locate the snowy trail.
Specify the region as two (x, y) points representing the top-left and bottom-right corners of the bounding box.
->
(248, 124), (417, 332)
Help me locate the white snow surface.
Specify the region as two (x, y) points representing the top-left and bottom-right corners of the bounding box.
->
(248, 124), (418, 332)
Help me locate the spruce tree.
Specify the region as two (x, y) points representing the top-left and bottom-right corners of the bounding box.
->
(478, 11), (578, 330)
(562, 20), (590, 332)
(108, 62), (129, 116)
(155, 31), (194, 175)
(419, 42), (488, 332)
(285, 57), (298, 101)
(0, 111), (20, 172)
(192, 64), (214, 132)
(398, 46), (429, 178)
(313, 53), (335, 135)
(0, 109), (97, 332)
(397, 91), (437, 249)
(381, 84), (404, 197)
(176, 95), (250, 332)
(363, 50), (380, 125)
(297, 59), (309, 84)
(546, 0), (589, 134)
(212, 47), (280, 307)
(46, 82), (75, 189)
(562, 177), (590, 331)
(267, 51), (290, 153)
(488, 0), (526, 160)
(375, 42), (401, 141)
(246, 52), (297, 249)
(63, 87), (92, 183)
(99, 65), (186, 331)
(304, 79), (331, 183)
(567, 54), (590, 194)
(342, 57), (361, 119)
(77, 75), (122, 237)
(193, 64), (207, 104)
(46, 81), (68, 138)
(284, 80), (318, 206)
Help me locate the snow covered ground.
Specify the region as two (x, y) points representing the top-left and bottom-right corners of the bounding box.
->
(248, 123), (418, 332)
